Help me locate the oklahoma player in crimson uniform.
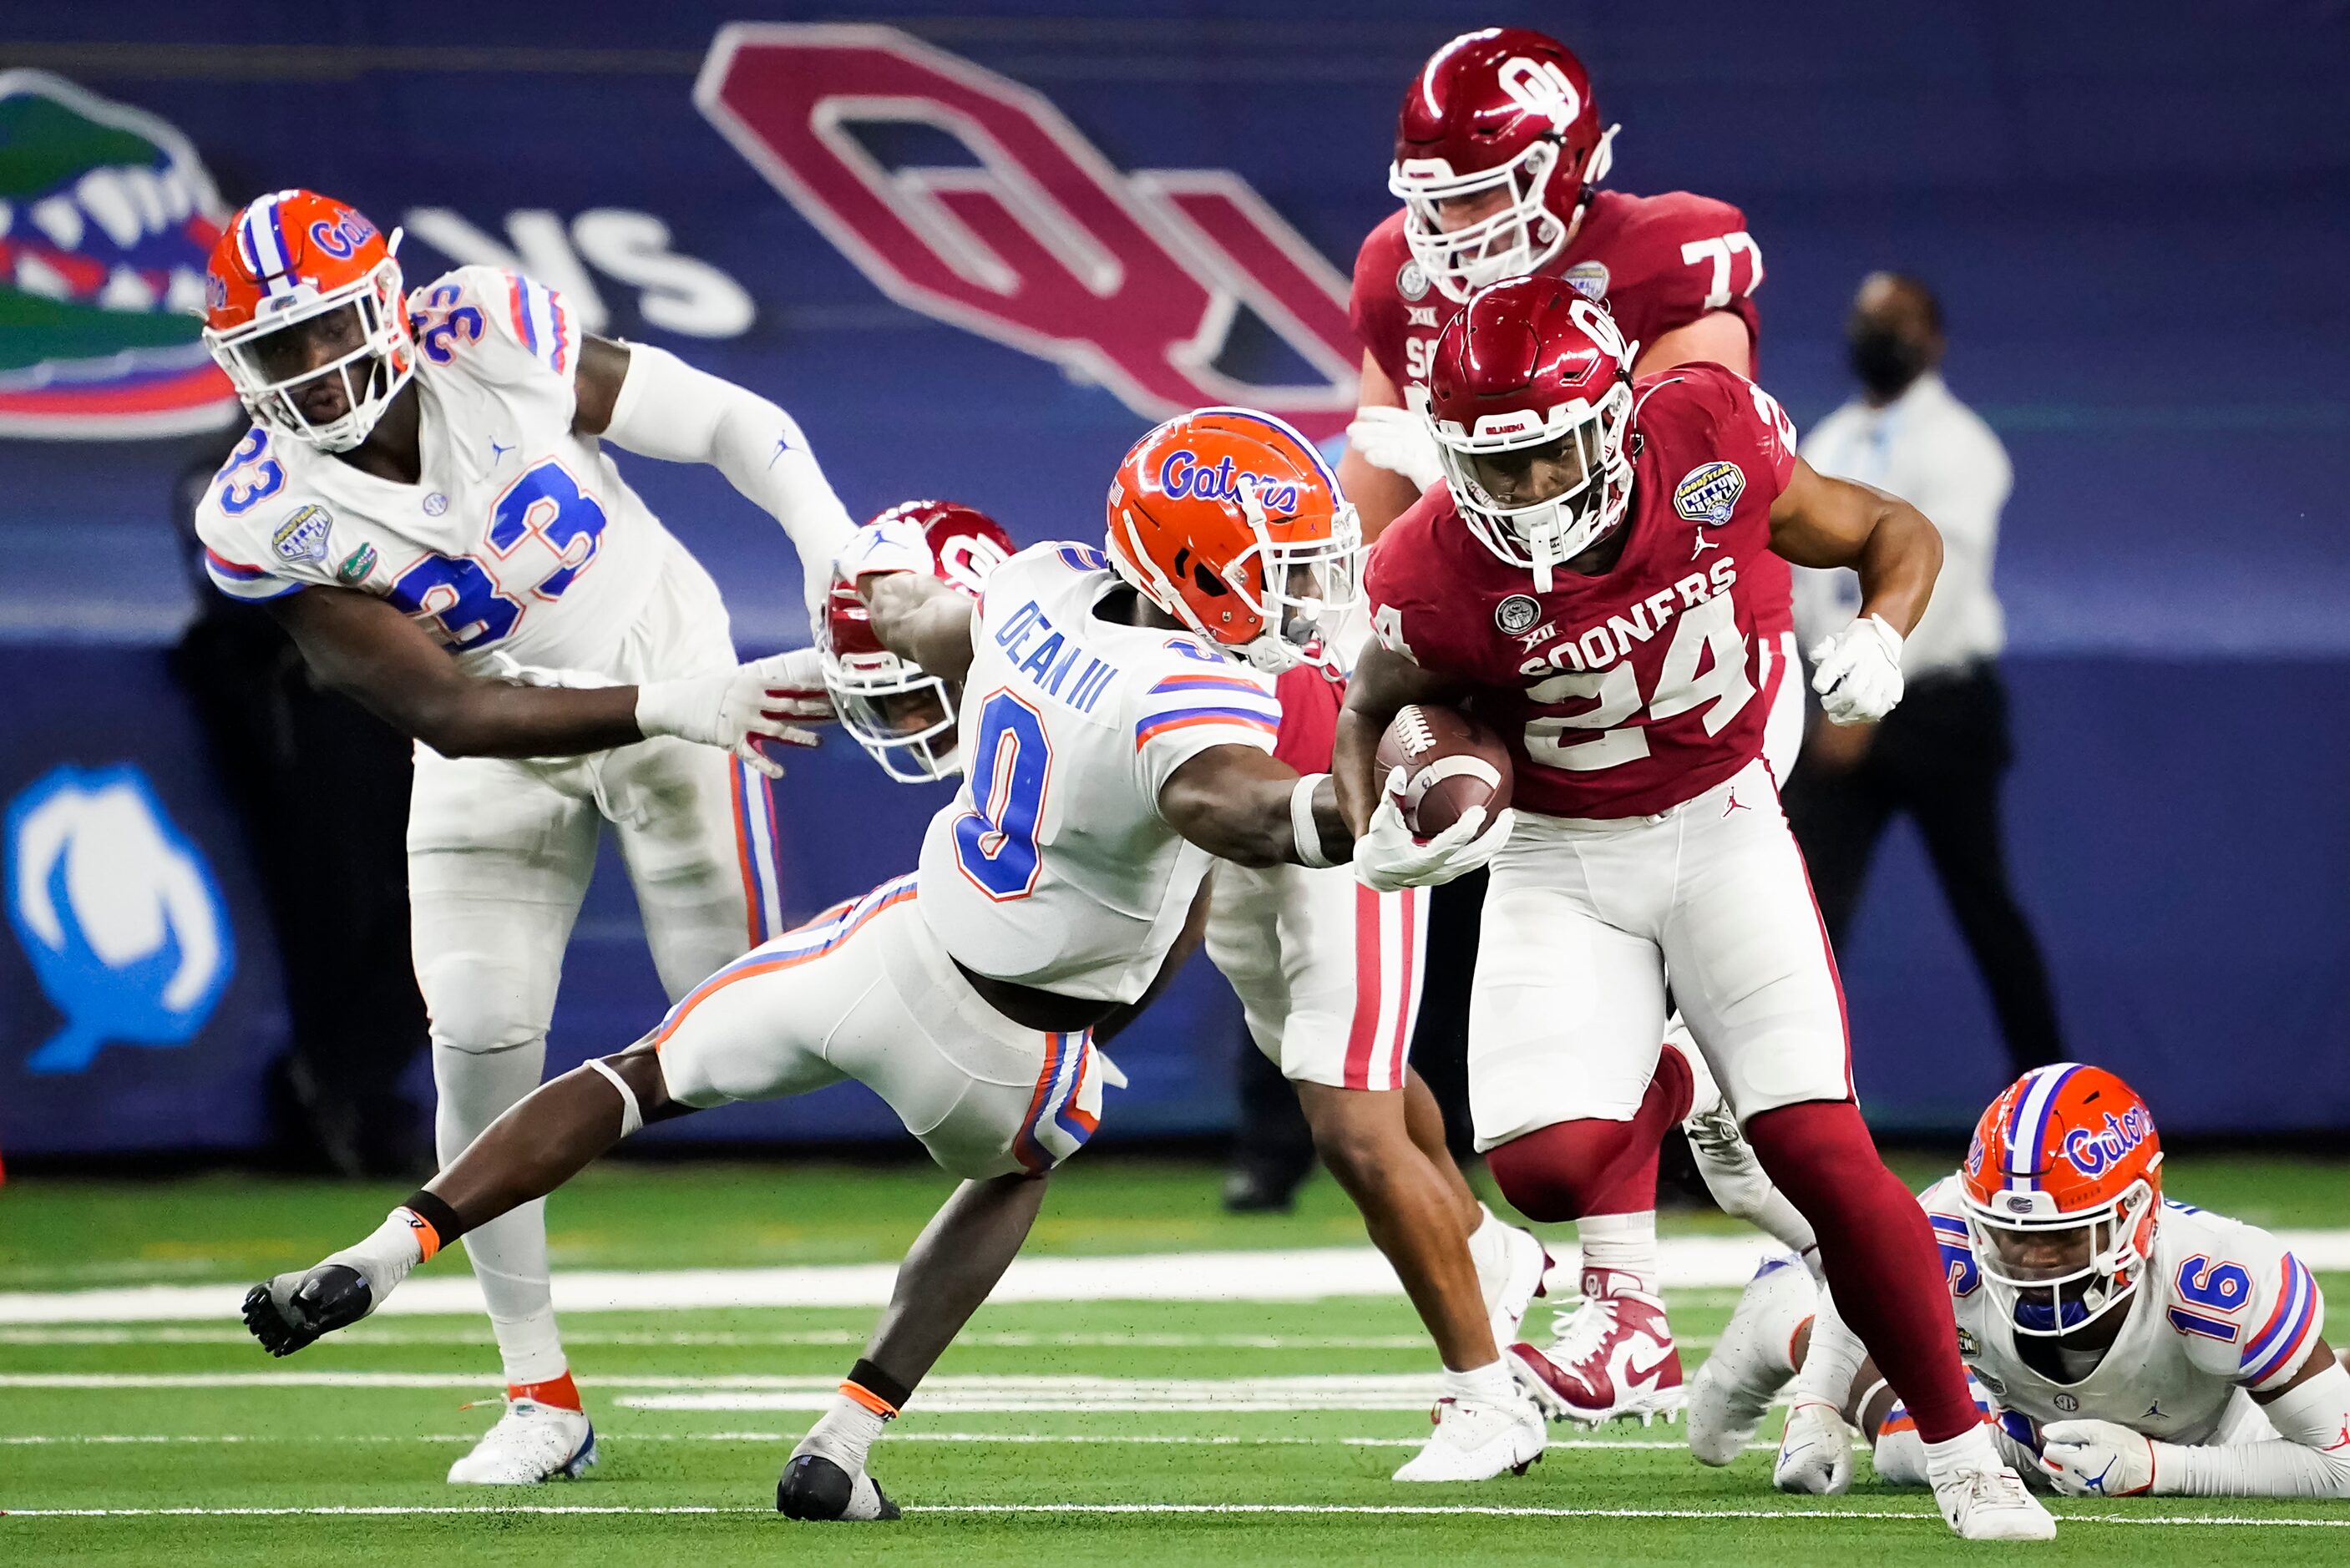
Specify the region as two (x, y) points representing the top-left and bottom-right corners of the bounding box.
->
(1334, 277), (2054, 1541)
(1328, 26), (1813, 1414)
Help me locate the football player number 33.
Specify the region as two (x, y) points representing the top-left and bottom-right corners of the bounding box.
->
(1527, 595), (1754, 772)
(386, 462), (610, 651)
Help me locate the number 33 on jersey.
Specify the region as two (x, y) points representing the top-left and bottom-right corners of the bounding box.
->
(1366, 362), (1797, 820)
(195, 265), (679, 678)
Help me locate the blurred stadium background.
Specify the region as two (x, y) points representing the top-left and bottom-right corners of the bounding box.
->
(2, 1), (2345, 1161)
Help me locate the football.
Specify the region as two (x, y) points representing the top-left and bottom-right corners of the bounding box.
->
(1375, 703), (1514, 837)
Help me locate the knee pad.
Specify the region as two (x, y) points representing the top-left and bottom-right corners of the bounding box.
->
(418, 954), (552, 1055)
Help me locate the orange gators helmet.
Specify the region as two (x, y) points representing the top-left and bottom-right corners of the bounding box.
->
(1105, 407), (1360, 674)
(822, 500), (1015, 782)
(202, 190), (413, 453)
(1959, 1063), (2164, 1338)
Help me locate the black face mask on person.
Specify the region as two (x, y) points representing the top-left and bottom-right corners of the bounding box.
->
(1847, 326), (1930, 399)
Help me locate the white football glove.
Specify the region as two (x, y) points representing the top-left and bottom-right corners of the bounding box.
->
(1772, 1400), (1856, 1495)
(1809, 613), (1906, 726)
(2038, 1419), (2158, 1497)
(635, 648), (833, 780)
(834, 514), (934, 585)
(1345, 404), (1444, 491)
(1351, 767), (1514, 892)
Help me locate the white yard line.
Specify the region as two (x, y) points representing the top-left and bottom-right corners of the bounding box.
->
(1, 1501), (2341, 1528)
(8, 1229), (2342, 1326)
(0, 1238), (1795, 1323)
(0, 1323), (1714, 1353)
(0, 1430), (1757, 1451)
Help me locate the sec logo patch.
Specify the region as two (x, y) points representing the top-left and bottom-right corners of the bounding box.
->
(1494, 594), (1541, 634)
(1673, 460), (1745, 525)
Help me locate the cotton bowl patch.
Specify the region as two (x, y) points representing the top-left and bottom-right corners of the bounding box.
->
(1673, 460), (1745, 525)
(1563, 260), (1610, 301)
(271, 504), (333, 564)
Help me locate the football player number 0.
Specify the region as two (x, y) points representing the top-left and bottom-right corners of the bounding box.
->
(953, 690), (1051, 901)
(1522, 594), (1754, 772)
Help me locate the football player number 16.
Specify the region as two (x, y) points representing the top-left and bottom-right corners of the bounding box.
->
(1523, 594), (1754, 771)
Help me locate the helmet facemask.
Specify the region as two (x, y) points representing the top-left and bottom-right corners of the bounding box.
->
(822, 643), (962, 783)
(1111, 479), (1365, 676)
(1391, 139), (1568, 304)
(204, 251), (413, 454)
(1433, 377), (1633, 591)
(1963, 1177), (2157, 1338)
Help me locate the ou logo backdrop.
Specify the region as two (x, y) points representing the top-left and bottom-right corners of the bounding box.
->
(696, 24), (1360, 439)
(5, 763), (234, 1074)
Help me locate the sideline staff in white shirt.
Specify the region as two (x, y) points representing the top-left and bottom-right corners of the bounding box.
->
(1785, 272), (2063, 1074)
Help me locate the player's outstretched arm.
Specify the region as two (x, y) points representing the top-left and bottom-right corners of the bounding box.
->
(2042, 1337), (2350, 1500)
(573, 336), (857, 610)
(1157, 746), (1349, 869)
(843, 517), (979, 681)
(269, 586), (823, 772)
(1768, 459), (1945, 726)
(1332, 639), (1464, 836)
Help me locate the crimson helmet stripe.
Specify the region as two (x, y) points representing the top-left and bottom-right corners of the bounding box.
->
(2004, 1062), (2082, 1191)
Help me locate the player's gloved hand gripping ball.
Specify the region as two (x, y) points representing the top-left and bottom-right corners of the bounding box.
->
(1810, 613), (1905, 725)
(635, 648), (833, 779)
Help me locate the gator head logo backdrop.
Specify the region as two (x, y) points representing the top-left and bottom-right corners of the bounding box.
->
(0, 70), (241, 438)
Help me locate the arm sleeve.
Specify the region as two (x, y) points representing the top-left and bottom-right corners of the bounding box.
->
(1132, 658), (1281, 804)
(2155, 1358), (2350, 1498)
(601, 342), (857, 619)
(2238, 1252), (2327, 1394)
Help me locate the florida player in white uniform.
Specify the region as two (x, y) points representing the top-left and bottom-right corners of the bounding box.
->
(1335, 276), (2059, 1540)
(195, 190), (853, 1483)
(241, 409), (1543, 1511)
(1693, 1064), (2350, 1501)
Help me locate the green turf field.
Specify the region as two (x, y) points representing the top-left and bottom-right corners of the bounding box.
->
(3, 1153), (2346, 1565)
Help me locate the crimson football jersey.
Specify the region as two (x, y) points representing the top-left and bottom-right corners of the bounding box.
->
(1350, 190), (1787, 638)
(1365, 362), (1799, 821)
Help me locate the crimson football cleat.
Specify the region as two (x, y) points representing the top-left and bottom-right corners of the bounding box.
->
(1509, 1267), (1685, 1426)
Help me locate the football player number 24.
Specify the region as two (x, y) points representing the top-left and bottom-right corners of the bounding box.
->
(1523, 594), (1754, 771)
(386, 460), (609, 652)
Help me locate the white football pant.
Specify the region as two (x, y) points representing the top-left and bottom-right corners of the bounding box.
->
(408, 552), (782, 1385)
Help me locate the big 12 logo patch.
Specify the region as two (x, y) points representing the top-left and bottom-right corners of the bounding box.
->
(695, 25), (1358, 439)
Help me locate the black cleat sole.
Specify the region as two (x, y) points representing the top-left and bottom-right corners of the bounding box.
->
(241, 1264), (371, 1357)
(778, 1454), (899, 1520)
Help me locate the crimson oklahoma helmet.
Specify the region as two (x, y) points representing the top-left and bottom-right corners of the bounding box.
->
(822, 500), (1015, 783)
(1389, 28), (1617, 304)
(203, 190), (413, 453)
(1959, 1063), (2165, 1338)
(1424, 276), (1636, 589)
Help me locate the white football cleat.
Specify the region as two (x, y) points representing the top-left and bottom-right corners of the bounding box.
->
(1471, 1206), (1552, 1351)
(1508, 1268), (1684, 1425)
(1688, 1254), (1816, 1465)
(1934, 1462), (2057, 1541)
(1771, 1399), (1854, 1495)
(446, 1398), (597, 1485)
(1390, 1392), (1546, 1482)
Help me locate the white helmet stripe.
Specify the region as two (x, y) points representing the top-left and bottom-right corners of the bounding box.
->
(2005, 1063), (2079, 1191)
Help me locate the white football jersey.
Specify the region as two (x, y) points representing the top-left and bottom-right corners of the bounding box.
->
(916, 543), (1280, 1003)
(194, 266), (707, 681)
(1923, 1175), (2327, 1444)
